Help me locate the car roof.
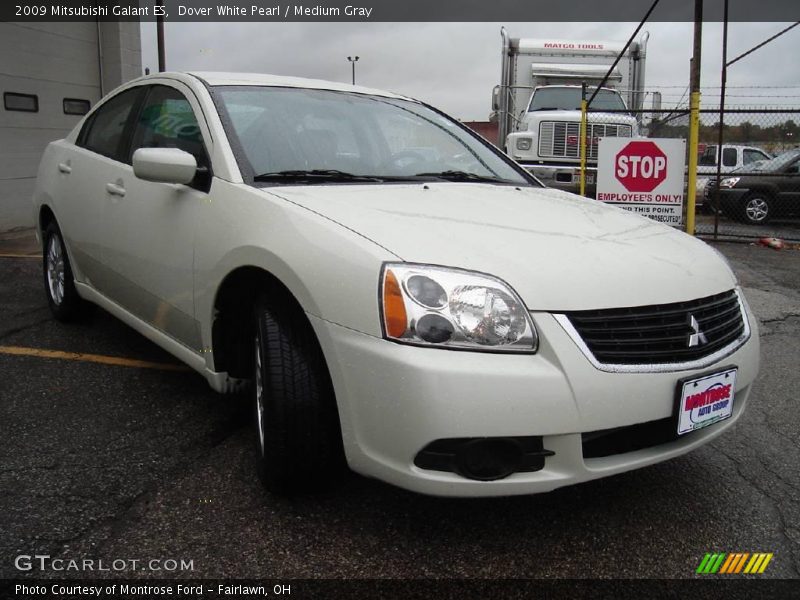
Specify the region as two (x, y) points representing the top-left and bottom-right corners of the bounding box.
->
(185, 71), (412, 100)
(705, 144), (769, 152)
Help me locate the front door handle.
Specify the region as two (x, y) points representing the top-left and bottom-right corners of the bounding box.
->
(58, 162), (72, 174)
(106, 182), (126, 197)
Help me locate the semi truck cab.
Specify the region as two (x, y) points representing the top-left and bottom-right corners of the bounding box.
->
(495, 29), (649, 194)
(506, 85), (638, 191)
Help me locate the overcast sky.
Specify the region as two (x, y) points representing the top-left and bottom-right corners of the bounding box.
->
(140, 21), (799, 121)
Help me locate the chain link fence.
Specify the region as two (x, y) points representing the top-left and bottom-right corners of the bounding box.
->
(578, 97), (800, 242)
(694, 108), (799, 242)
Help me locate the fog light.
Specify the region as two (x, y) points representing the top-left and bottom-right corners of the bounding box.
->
(456, 438), (522, 481)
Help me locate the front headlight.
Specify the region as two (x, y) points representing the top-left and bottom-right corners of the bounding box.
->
(380, 263), (538, 352)
(515, 137), (532, 151)
(720, 177), (740, 188)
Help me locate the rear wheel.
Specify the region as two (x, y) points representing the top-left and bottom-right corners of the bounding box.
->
(740, 193), (772, 225)
(253, 295), (345, 494)
(43, 221), (85, 321)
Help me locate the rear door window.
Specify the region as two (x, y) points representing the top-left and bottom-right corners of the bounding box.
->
(699, 146), (717, 166)
(79, 87), (143, 161)
(722, 147), (738, 167)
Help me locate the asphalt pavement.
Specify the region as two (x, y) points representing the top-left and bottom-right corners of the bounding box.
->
(1, 233), (799, 580)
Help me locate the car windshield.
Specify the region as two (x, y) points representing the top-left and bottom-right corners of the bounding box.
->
(528, 87), (627, 112)
(214, 86), (531, 185)
(734, 148), (800, 173)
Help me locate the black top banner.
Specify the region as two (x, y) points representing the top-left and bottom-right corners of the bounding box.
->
(3, 0), (800, 22)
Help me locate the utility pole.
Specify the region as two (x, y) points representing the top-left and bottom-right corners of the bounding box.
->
(686, 0), (703, 235)
(712, 0), (729, 238)
(347, 56), (359, 85)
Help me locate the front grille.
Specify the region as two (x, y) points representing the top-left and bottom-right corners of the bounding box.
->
(564, 290), (746, 365)
(538, 121), (633, 160)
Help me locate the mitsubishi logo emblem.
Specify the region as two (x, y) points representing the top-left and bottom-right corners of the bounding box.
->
(688, 315), (708, 348)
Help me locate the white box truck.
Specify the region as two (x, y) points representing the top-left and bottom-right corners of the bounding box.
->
(494, 28), (649, 193)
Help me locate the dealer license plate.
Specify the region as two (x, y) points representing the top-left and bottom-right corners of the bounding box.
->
(676, 368), (737, 436)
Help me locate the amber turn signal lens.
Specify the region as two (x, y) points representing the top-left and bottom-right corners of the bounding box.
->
(383, 269), (407, 338)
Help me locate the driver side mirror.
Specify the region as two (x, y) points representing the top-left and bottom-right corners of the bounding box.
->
(133, 147), (197, 185)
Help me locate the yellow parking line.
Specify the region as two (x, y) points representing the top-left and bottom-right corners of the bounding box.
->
(0, 253), (41, 259)
(0, 345), (189, 371)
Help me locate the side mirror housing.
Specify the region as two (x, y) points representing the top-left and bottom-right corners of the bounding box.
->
(133, 147), (197, 185)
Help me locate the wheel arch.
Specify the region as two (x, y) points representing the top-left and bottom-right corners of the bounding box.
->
(209, 264), (323, 380)
(38, 205), (57, 239)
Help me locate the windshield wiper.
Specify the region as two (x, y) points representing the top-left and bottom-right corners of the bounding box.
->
(253, 169), (385, 183)
(413, 170), (515, 184)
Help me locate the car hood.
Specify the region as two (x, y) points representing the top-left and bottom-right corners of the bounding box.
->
(522, 109), (637, 124)
(265, 183), (737, 311)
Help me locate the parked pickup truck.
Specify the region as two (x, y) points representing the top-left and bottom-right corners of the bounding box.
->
(696, 144), (772, 208)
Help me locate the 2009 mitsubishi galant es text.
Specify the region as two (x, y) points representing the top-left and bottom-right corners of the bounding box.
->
(33, 72), (759, 496)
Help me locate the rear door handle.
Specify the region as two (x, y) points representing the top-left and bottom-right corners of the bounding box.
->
(58, 162), (72, 174)
(105, 182), (126, 197)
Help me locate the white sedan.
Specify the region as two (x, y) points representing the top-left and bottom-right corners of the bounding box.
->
(33, 72), (759, 496)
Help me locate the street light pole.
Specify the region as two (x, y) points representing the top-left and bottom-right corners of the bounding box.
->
(156, 0), (166, 72)
(347, 56), (359, 85)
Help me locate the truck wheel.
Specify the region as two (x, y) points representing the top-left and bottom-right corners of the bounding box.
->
(43, 221), (85, 321)
(740, 193), (771, 225)
(253, 295), (345, 494)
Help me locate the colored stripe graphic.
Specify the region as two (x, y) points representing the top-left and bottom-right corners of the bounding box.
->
(758, 553), (773, 574)
(733, 553), (750, 573)
(744, 554), (761, 574)
(697, 553), (727, 574)
(698, 552), (773, 574)
(696, 553), (713, 574)
(719, 553), (736, 574)
(710, 553), (726, 573)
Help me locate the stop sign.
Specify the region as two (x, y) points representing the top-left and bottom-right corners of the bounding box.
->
(615, 141), (668, 193)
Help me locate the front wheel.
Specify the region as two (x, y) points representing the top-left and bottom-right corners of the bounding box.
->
(740, 193), (772, 225)
(253, 296), (345, 494)
(43, 221), (85, 321)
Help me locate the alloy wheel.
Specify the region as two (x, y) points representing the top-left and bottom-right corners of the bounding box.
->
(255, 335), (266, 456)
(745, 197), (769, 223)
(46, 234), (65, 305)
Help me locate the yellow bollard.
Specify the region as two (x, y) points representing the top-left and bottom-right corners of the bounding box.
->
(686, 91), (701, 235)
(579, 99), (588, 197)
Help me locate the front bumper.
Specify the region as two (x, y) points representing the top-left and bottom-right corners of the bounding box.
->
(518, 163), (597, 195)
(705, 184), (749, 201)
(309, 305), (759, 497)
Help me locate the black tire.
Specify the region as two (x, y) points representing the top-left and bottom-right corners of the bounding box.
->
(739, 193), (772, 225)
(43, 221), (85, 321)
(253, 294), (345, 494)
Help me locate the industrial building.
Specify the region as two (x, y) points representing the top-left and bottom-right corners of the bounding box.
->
(0, 22), (142, 230)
